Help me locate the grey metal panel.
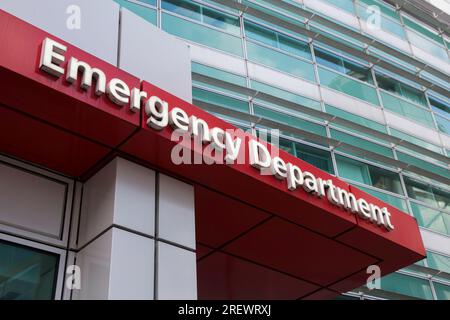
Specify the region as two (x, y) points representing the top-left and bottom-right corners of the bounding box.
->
(119, 8), (193, 103)
(0, 0), (120, 65)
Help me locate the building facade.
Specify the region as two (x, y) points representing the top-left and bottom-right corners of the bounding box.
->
(0, 0), (449, 300)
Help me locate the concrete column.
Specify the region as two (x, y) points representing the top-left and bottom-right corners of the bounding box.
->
(72, 158), (197, 300)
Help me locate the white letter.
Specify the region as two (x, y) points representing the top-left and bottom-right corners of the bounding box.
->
(270, 157), (287, 180)
(66, 265), (81, 290)
(303, 171), (318, 194)
(224, 132), (242, 164)
(106, 78), (130, 106)
(286, 163), (304, 191)
(249, 140), (271, 169)
(39, 38), (67, 77)
(189, 116), (211, 143)
(145, 96), (169, 130)
(382, 208), (395, 231)
(366, 265), (381, 290)
(130, 88), (147, 112)
(210, 127), (226, 151)
(170, 107), (189, 132)
(357, 198), (372, 220)
(66, 57), (106, 95)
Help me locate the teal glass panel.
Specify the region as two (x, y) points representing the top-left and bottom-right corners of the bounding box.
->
(376, 73), (428, 106)
(434, 282), (450, 300)
(245, 21), (312, 60)
(380, 92), (435, 128)
(314, 47), (373, 83)
(330, 129), (394, 160)
(246, 41), (316, 81)
(410, 202), (448, 235)
(430, 96), (450, 118)
(191, 62), (247, 97)
(0, 240), (59, 300)
(435, 116), (450, 136)
(390, 128), (443, 155)
(251, 80), (322, 111)
(162, 0), (240, 34)
(355, 185), (409, 212)
(358, 0), (399, 21)
(323, 0), (355, 14)
(295, 143), (334, 174)
(397, 152), (450, 180)
(136, 0), (156, 5)
(403, 16), (444, 44)
(162, 0), (201, 21)
(253, 105), (327, 139)
(407, 31), (448, 61)
(336, 155), (403, 194)
(427, 252), (450, 274)
(115, 0), (157, 24)
(192, 88), (249, 113)
(318, 67), (379, 105)
(325, 105), (387, 142)
(380, 272), (434, 300)
(162, 13), (243, 56)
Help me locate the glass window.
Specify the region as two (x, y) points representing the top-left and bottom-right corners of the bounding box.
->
(355, 185), (409, 212)
(434, 282), (450, 300)
(410, 202), (449, 235)
(318, 67), (379, 106)
(314, 47), (373, 84)
(325, 105), (387, 143)
(162, 13), (243, 56)
(192, 88), (249, 113)
(398, 152), (450, 180)
(276, 138), (334, 174)
(253, 105), (327, 140)
(330, 129), (394, 163)
(246, 41), (316, 82)
(336, 155), (403, 195)
(244, 21), (312, 61)
(115, 0), (157, 25)
(162, 0), (240, 34)
(0, 240), (59, 300)
(404, 176), (450, 210)
(376, 73), (428, 107)
(380, 92), (435, 128)
(390, 128), (443, 155)
(324, 0), (356, 14)
(429, 96), (450, 119)
(380, 272), (434, 300)
(251, 80), (322, 111)
(427, 252), (450, 274)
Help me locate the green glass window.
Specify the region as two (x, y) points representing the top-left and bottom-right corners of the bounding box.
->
(336, 155), (403, 195)
(192, 88), (249, 113)
(330, 129), (394, 162)
(162, 13), (243, 56)
(434, 282), (450, 300)
(314, 47), (373, 84)
(410, 202), (449, 235)
(324, 0), (355, 14)
(246, 42), (316, 82)
(162, 0), (240, 34)
(318, 67), (379, 105)
(429, 96), (450, 135)
(277, 138), (334, 174)
(253, 105), (327, 140)
(245, 21), (312, 61)
(404, 176), (450, 211)
(115, 0), (157, 25)
(427, 252), (450, 274)
(376, 73), (428, 107)
(191, 62), (247, 97)
(380, 272), (433, 300)
(325, 105), (387, 143)
(398, 152), (450, 180)
(0, 240), (59, 300)
(250, 80), (322, 111)
(390, 128), (443, 155)
(355, 185), (409, 212)
(380, 92), (435, 128)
